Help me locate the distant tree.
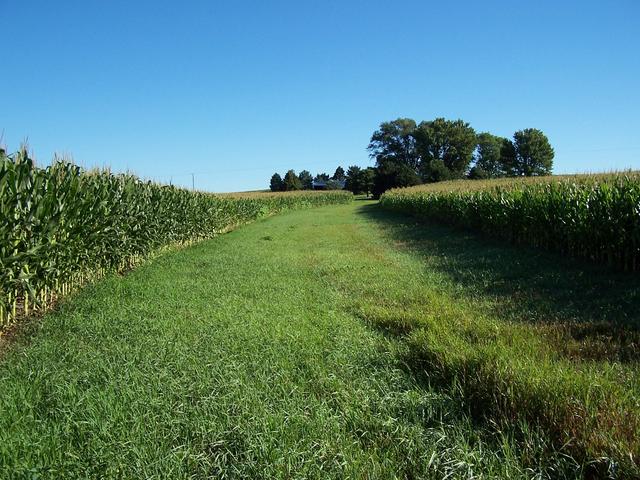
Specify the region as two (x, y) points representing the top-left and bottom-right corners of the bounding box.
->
(372, 161), (421, 198)
(512, 129), (554, 176)
(315, 172), (330, 182)
(414, 118), (477, 180)
(360, 167), (376, 197)
(345, 165), (362, 193)
(298, 170), (313, 189)
(283, 169), (302, 190)
(473, 132), (508, 178)
(270, 173), (284, 192)
(500, 138), (518, 176)
(345, 165), (376, 196)
(422, 159), (454, 183)
(332, 166), (346, 181)
(468, 165), (489, 179)
(368, 118), (419, 169)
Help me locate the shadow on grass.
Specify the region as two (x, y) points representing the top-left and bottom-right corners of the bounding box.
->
(356, 203), (640, 363)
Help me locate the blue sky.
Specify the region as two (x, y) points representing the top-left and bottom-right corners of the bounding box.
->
(2, 0), (639, 192)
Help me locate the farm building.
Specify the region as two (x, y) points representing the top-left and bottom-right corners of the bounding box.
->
(312, 179), (346, 190)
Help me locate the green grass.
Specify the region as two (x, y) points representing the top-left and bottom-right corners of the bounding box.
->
(1, 202), (636, 478)
(349, 204), (640, 476)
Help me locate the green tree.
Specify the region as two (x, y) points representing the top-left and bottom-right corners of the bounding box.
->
(360, 167), (376, 197)
(269, 173), (284, 192)
(414, 118), (477, 180)
(422, 159), (454, 183)
(512, 129), (554, 176)
(283, 169), (302, 191)
(372, 160), (421, 198)
(298, 170), (313, 190)
(332, 166), (346, 181)
(473, 132), (509, 178)
(500, 138), (517, 176)
(468, 165), (489, 179)
(345, 165), (362, 193)
(367, 118), (419, 169)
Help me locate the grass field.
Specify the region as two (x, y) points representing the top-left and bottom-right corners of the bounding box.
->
(1, 201), (638, 478)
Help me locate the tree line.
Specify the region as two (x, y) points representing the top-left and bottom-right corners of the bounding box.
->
(269, 117), (554, 197)
(269, 166), (377, 196)
(368, 117), (554, 196)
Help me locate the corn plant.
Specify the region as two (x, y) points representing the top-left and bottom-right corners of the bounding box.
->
(380, 173), (640, 271)
(0, 148), (352, 328)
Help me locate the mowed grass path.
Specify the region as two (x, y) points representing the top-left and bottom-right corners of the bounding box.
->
(1, 202), (597, 479)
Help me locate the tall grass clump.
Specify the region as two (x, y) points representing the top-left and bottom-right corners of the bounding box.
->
(0, 148), (351, 328)
(380, 173), (640, 271)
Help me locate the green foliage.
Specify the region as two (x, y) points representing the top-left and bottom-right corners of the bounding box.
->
(345, 166), (376, 196)
(360, 168), (375, 197)
(344, 165), (362, 193)
(467, 165), (489, 179)
(500, 137), (518, 176)
(0, 148), (352, 328)
(269, 172), (284, 191)
(367, 118), (419, 169)
(380, 173), (640, 271)
(298, 170), (313, 190)
(414, 118), (477, 179)
(513, 128), (554, 176)
(314, 172), (330, 182)
(366, 118), (555, 196)
(332, 166), (346, 181)
(473, 132), (508, 178)
(283, 169), (302, 191)
(350, 204), (640, 477)
(372, 161), (421, 198)
(422, 159), (454, 183)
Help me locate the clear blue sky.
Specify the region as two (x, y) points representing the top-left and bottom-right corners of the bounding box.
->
(2, 0), (639, 192)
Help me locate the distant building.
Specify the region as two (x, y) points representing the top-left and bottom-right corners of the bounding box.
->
(312, 179), (346, 190)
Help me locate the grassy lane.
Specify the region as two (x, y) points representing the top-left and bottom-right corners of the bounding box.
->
(1, 202), (595, 478)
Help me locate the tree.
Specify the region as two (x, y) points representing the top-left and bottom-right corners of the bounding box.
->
(314, 172), (330, 182)
(473, 132), (508, 178)
(372, 160), (421, 198)
(298, 170), (313, 190)
(414, 118), (477, 180)
(345, 165), (362, 194)
(360, 167), (376, 197)
(332, 166), (346, 181)
(468, 165), (489, 179)
(367, 118), (419, 169)
(270, 173), (284, 192)
(345, 165), (376, 196)
(500, 138), (517, 176)
(512, 128), (554, 176)
(283, 169), (302, 190)
(422, 159), (454, 183)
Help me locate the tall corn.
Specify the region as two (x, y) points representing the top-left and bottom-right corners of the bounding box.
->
(380, 173), (640, 271)
(0, 148), (352, 327)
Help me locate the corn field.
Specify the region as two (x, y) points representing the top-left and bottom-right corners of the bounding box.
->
(380, 173), (640, 271)
(0, 148), (352, 328)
